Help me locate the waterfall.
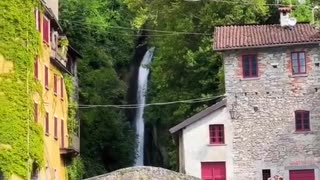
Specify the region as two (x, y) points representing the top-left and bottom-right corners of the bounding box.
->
(134, 47), (155, 166)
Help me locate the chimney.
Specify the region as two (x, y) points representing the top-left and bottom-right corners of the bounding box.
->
(279, 6), (292, 27)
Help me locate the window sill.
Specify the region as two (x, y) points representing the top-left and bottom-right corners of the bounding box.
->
(289, 74), (308, 78)
(54, 137), (58, 140)
(241, 77), (260, 81)
(45, 133), (49, 136)
(293, 131), (313, 134)
(45, 86), (49, 90)
(61, 97), (64, 101)
(207, 144), (227, 146)
(54, 92), (57, 96)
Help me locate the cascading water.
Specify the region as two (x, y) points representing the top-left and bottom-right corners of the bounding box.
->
(134, 47), (155, 166)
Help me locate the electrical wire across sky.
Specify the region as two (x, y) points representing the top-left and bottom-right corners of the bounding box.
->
(78, 94), (226, 109)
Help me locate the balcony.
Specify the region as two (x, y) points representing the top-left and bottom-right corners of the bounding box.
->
(60, 134), (80, 158)
(50, 35), (74, 75)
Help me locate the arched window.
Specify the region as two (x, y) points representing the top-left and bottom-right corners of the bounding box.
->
(295, 110), (310, 131)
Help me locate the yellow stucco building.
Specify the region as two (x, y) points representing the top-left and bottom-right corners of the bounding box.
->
(32, 1), (81, 179)
(1, 0), (80, 179)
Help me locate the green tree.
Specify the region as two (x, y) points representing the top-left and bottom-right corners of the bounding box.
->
(123, 0), (269, 169)
(60, 0), (136, 177)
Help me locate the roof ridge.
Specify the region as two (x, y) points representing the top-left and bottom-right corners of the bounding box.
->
(215, 22), (311, 28)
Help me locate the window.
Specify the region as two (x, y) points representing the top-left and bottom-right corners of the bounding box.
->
(242, 54), (258, 78)
(44, 66), (49, 89)
(43, 16), (50, 44)
(35, 8), (41, 31)
(45, 167), (50, 180)
(54, 169), (57, 180)
(209, 125), (224, 144)
(295, 110), (310, 131)
(61, 119), (64, 148)
(54, 74), (57, 95)
(61, 77), (64, 100)
(54, 117), (58, 139)
(45, 112), (49, 136)
(31, 163), (39, 180)
(34, 57), (39, 80)
(292, 52), (306, 74)
(262, 169), (271, 180)
(34, 102), (38, 122)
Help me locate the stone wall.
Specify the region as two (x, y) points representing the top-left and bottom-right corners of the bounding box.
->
(223, 45), (320, 180)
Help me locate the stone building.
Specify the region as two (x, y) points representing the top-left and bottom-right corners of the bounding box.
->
(171, 8), (320, 180)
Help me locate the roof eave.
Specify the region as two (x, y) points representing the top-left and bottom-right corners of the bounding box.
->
(169, 97), (227, 135)
(213, 41), (320, 52)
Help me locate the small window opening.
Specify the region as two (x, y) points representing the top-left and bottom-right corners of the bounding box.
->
(262, 169), (271, 180)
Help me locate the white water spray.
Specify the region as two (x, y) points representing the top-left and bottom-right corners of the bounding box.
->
(134, 47), (155, 166)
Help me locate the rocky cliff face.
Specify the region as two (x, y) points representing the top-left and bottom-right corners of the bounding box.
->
(83, 166), (200, 180)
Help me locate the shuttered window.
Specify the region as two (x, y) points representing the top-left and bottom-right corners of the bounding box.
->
(43, 16), (50, 44)
(209, 125), (224, 144)
(61, 77), (64, 100)
(242, 55), (258, 78)
(54, 117), (58, 140)
(61, 119), (65, 148)
(295, 110), (310, 131)
(34, 102), (38, 122)
(45, 112), (49, 136)
(45, 66), (49, 89)
(35, 8), (41, 31)
(54, 74), (57, 95)
(34, 57), (39, 80)
(292, 52), (306, 74)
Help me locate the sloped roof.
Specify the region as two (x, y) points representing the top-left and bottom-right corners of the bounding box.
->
(214, 23), (320, 51)
(169, 98), (226, 134)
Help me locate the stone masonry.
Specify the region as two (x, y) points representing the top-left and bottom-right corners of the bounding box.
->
(224, 45), (320, 179)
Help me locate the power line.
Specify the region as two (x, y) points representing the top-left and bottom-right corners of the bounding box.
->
(68, 21), (211, 36)
(78, 94), (225, 109)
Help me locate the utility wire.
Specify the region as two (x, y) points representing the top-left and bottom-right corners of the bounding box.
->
(63, 0), (312, 37)
(78, 94), (225, 109)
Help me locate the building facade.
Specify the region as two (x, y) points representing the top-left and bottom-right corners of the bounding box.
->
(171, 8), (320, 180)
(0, 0), (80, 179)
(33, 0), (81, 179)
(170, 99), (234, 180)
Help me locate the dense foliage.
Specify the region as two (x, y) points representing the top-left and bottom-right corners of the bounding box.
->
(0, 0), (44, 178)
(60, 0), (137, 178)
(60, 0), (318, 177)
(124, 0), (270, 169)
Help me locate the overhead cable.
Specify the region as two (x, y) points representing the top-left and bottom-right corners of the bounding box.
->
(78, 94), (225, 109)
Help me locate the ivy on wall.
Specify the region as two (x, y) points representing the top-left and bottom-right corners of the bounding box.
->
(66, 157), (84, 180)
(64, 74), (78, 143)
(0, 0), (44, 178)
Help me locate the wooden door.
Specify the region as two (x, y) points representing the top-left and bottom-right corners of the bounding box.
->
(289, 169), (315, 180)
(201, 162), (226, 180)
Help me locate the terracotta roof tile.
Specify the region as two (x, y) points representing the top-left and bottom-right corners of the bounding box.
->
(214, 23), (320, 51)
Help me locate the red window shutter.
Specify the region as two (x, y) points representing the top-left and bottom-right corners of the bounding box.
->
(34, 57), (38, 79)
(292, 52), (306, 75)
(54, 74), (57, 95)
(45, 66), (49, 89)
(54, 117), (58, 139)
(295, 110), (310, 131)
(43, 16), (50, 44)
(61, 119), (64, 148)
(242, 54), (258, 78)
(45, 112), (49, 136)
(209, 125), (225, 144)
(61, 77), (64, 100)
(34, 103), (38, 122)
